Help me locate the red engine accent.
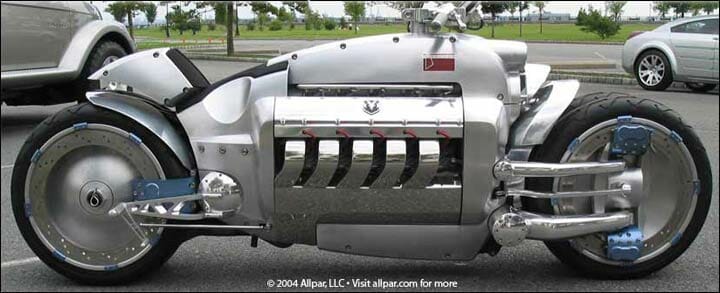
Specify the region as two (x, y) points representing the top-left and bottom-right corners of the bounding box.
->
(423, 55), (455, 71)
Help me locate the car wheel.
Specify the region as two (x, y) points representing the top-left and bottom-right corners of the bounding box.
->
(634, 50), (673, 91)
(74, 41), (127, 102)
(684, 82), (716, 93)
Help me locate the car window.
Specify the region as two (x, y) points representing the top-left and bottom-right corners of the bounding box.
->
(671, 19), (719, 35)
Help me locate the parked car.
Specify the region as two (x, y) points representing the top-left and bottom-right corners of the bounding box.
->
(622, 15), (719, 92)
(1, 1), (135, 105)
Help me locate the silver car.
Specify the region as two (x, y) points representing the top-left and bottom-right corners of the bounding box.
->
(622, 15), (719, 92)
(1, 1), (135, 105)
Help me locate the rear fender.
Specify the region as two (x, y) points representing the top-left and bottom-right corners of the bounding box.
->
(509, 80), (580, 150)
(85, 91), (196, 171)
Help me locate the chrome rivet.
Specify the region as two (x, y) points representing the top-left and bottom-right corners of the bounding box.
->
(497, 94), (504, 101)
(393, 36), (399, 43)
(153, 52), (160, 58)
(241, 148), (249, 156)
(103, 71), (109, 76)
(340, 43), (346, 49)
(291, 54), (298, 60)
(449, 36), (456, 43)
(219, 146), (226, 154)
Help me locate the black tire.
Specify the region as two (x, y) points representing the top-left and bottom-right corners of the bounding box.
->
(11, 103), (185, 285)
(685, 82), (717, 93)
(73, 41), (127, 102)
(634, 49), (673, 91)
(523, 92), (712, 279)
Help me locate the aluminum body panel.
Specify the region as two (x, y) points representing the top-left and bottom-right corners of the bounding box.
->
(85, 91), (195, 171)
(2, 13), (134, 88)
(274, 96), (464, 138)
(316, 223), (485, 260)
(524, 63), (551, 98)
(268, 33), (522, 107)
(178, 70), (288, 225)
(268, 188), (462, 245)
(88, 48), (192, 106)
(510, 80), (581, 147)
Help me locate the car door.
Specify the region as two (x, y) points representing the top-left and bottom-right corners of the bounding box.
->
(0, 1), (93, 72)
(670, 18), (718, 79)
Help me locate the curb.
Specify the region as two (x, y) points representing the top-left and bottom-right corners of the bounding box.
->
(549, 71), (687, 89)
(543, 61), (617, 70)
(184, 53), (270, 63)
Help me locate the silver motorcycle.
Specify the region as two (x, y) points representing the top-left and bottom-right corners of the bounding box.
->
(11, 2), (712, 284)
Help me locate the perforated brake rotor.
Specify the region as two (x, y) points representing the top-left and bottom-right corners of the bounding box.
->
(24, 124), (165, 271)
(553, 118), (698, 265)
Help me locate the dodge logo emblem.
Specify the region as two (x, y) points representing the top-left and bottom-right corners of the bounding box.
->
(363, 100), (380, 115)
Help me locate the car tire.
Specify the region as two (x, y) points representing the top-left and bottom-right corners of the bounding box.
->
(11, 103), (184, 285)
(523, 92), (712, 279)
(73, 41), (127, 102)
(634, 50), (673, 91)
(684, 82), (716, 93)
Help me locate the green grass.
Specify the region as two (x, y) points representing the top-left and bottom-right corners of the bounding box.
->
(135, 23), (661, 44)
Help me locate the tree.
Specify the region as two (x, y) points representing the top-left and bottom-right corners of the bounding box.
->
(344, 1), (366, 34)
(385, 1), (426, 10)
(690, 2), (703, 16)
(235, 2), (240, 36)
(160, 1), (171, 38)
(576, 8), (620, 39)
(653, 1), (671, 19)
(482, 1), (509, 38)
(213, 3), (227, 25)
(167, 5), (189, 35)
(508, 2), (519, 21)
(105, 2), (146, 39)
(256, 13), (270, 31)
(701, 2), (719, 15)
(340, 16), (348, 29)
(533, 1), (546, 34)
(226, 3), (234, 57)
(516, 1), (529, 36)
(606, 1), (627, 22)
(324, 18), (337, 30)
(143, 3), (157, 25)
(668, 2), (691, 18)
(269, 19), (283, 31)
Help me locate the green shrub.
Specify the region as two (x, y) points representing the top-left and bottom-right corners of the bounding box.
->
(246, 21), (256, 31)
(323, 18), (337, 30)
(207, 23), (216, 31)
(269, 19), (283, 31)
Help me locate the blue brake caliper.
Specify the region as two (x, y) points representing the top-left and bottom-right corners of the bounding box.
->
(606, 115), (651, 261)
(132, 177), (197, 213)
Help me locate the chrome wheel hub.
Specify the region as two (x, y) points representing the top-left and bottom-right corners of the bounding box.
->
(638, 55), (665, 86)
(25, 124), (165, 271)
(555, 118), (697, 265)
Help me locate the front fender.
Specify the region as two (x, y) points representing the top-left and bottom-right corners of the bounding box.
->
(86, 91), (196, 171)
(509, 80), (580, 147)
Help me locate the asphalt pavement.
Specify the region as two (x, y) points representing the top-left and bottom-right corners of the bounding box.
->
(1, 60), (717, 291)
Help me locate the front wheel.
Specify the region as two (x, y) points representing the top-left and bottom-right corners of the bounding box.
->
(634, 50), (673, 91)
(11, 103), (184, 284)
(523, 92), (712, 279)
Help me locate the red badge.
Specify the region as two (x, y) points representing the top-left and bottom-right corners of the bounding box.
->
(423, 54), (455, 71)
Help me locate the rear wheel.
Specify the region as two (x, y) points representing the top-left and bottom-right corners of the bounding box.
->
(523, 93), (712, 279)
(684, 82), (716, 93)
(12, 103), (184, 284)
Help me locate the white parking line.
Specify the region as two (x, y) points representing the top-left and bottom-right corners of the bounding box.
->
(1, 257), (40, 268)
(1, 164), (14, 170)
(594, 51), (608, 60)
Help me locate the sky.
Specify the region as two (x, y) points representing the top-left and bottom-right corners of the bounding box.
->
(92, 1), (718, 25)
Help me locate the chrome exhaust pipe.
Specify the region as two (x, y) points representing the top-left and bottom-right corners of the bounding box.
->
(491, 209), (633, 246)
